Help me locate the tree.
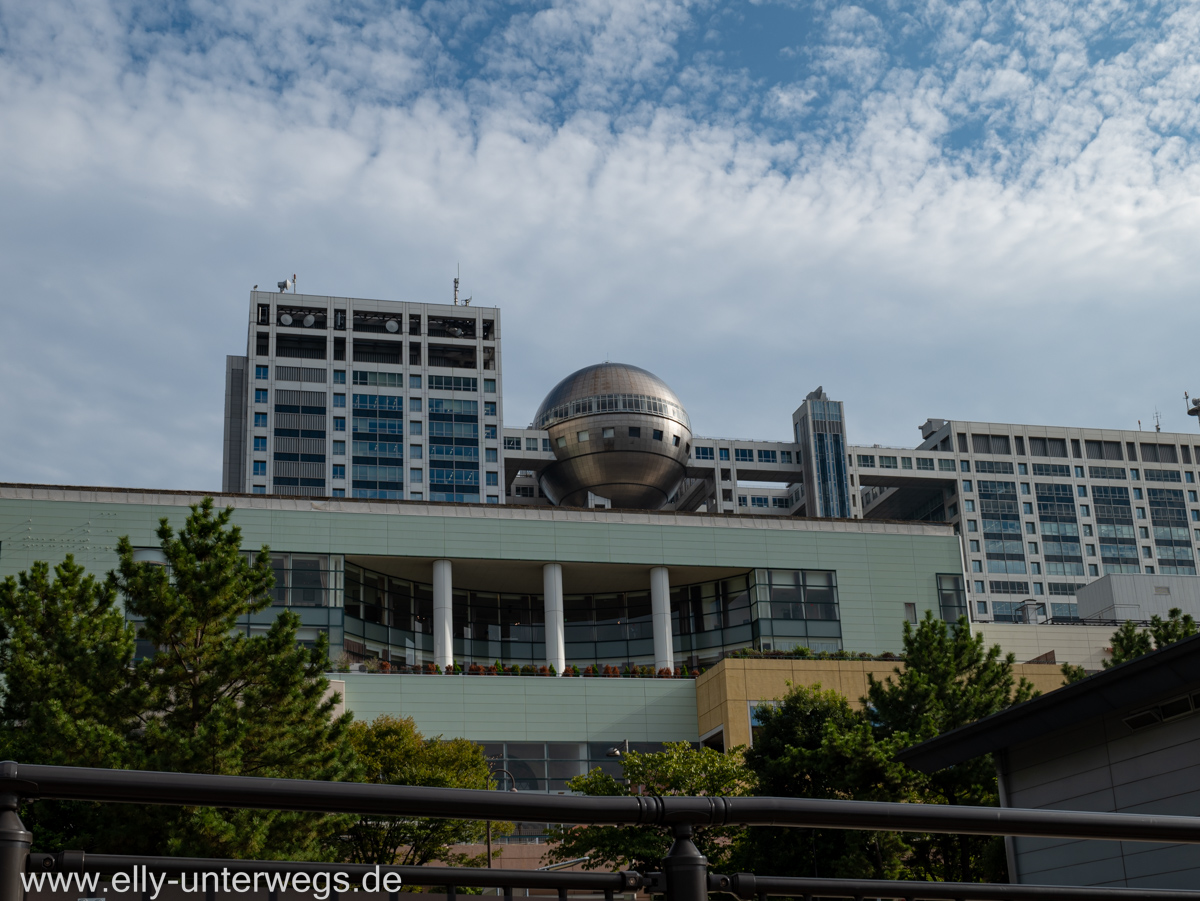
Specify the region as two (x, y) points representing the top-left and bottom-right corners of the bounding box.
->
(1105, 608), (1198, 667)
(731, 685), (911, 881)
(0, 498), (359, 861)
(1060, 662), (1088, 684)
(340, 715), (503, 867)
(864, 613), (1036, 882)
(544, 742), (751, 873)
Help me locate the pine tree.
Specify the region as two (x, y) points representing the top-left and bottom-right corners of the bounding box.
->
(1105, 608), (1197, 667)
(108, 498), (359, 859)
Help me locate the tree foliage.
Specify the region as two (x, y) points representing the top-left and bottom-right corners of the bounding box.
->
(1105, 608), (1198, 667)
(340, 715), (505, 867)
(0, 498), (357, 860)
(544, 742), (751, 873)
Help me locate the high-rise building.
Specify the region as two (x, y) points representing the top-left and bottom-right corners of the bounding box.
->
(223, 290), (503, 503)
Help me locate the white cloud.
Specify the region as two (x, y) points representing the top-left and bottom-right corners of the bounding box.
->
(2, 0), (1200, 492)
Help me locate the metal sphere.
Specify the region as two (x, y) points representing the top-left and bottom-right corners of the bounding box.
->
(533, 363), (693, 509)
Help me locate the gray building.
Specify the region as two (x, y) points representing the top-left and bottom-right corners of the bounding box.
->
(223, 290), (504, 504)
(1077, 573), (1200, 622)
(899, 633), (1200, 890)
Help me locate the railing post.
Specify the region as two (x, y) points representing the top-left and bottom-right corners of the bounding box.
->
(0, 792), (31, 901)
(661, 823), (707, 901)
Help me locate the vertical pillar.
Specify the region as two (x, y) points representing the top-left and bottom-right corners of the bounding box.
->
(433, 559), (453, 671)
(650, 566), (672, 673)
(661, 823), (709, 901)
(543, 563), (565, 674)
(0, 792), (31, 901)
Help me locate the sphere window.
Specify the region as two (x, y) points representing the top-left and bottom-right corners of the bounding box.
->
(602, 427), (615, 438)
(673, 435), (680, 447)
(628, 427), (641, 438)
(653, 429), (664, 441)
(577, 430), (590, 442)
(557, 436), (567, 448)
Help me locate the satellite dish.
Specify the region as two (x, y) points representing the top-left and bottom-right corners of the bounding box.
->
(280, 313), (293, 326)
(277, 278), (292, 293)
(448, 327), (464, 337)
(303, 314), (315, 327)
(385, 319), (399, 333)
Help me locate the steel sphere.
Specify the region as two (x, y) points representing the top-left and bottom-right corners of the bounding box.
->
(533, 363), (693, 509)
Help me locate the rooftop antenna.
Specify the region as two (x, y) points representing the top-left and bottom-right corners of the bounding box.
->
(1154, 408), (1162, 433)
(1187, 391), (1200, 430)
(454, 265), (460, 306)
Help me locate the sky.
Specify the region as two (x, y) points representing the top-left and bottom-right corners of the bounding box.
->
(3, 0), (1200, 491)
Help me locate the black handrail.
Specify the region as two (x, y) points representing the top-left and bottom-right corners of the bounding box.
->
(6, 762), (1200, 901)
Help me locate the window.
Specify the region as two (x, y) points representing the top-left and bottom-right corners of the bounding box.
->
(333, 394), (346, 408)
(1022, 502), (1033, 514)
(333, 441), (345, 456)
(253, 461), (267, 476)
(737, 448), (754, 462)
(696, 447), (715, 460)
(629, 427), (642, 438)
(484, 379), (496, 393)
(255, 389), (269, 404)
(332, 488), (345, 497)
(409, 375), (421, 389)
(409, 421), (422, 436)
(673, 435), (682, 447)
(974, 580), (985, 593)
(486, 471), (499, 486)
(485, 425), (497, 439)
(961, 460), (971, 472)
(1143, 546), (1153, 558)
(253, 485), (266, 495)
(484, 402), (497, 416)
(737, 496), (748, 507)
(504, 437), (520, 450)
(857, 454), (875, 467)
(577, 430), (590, 442)
(751, 496), (769, 508)
(1074, 466), (1085, 477)
(1077, 485), (1087, 497)
(601, 427), (615, 439)
(409, 397), (422, 413)
(1079, 504), (1090, 516)
(967, 520), (978, 532)
(1193, 510), (1200, 522)
(1086, 543), (1095, 556)
(1137, 507), (1146, 519)
(332, 465), (345, 480)
(333, 370), (346, 384)
(781, 451), (793, 463)
(719, 448), (730, 460)
(1025, 522), (1036, 534)
(938, 459), (955, 471)
(757, 448), (775, 462)
(1139, 526), (1150, 538)
(526, 437), (539, 451)
(1031, 562), (1041, 574)
(1033, 582), (1045, 595)
(963, 499), (975, 512)
(962, 480), (973, 492)
(543, 439), (551, 452)
(976, 600), (988, 615)
(1028, 541), (1039, 555)
(334, 417), (346, 432)
(409, 444), (423, 460)
(255, 365), (269, 380)
(485, 448), (498, 462)
(487, 495), (499, 504)
(902, 602), (919, 623)
(1131, 468), (1140, 480)
(937, 574), (967, 621)
(1018, 462), (1028, 474)
(556, 436), (566, 448)
(948, 503), (958, 517)
(253, 437), (267, 452)
(653, 430), (664, 441)
(1190, 490), (1198, 503)
(1134, 487), (1144, 499)
(917, 458), (934, 471)
(410, 468), (423, 483)
(1088, 564), (1099, 576)
(1188, 472), (1196, 483)
(1146, 565), (1156, 574)
(254, 413), (268, 428)
(1082, 524), (1093, 536)
(971, 560), (982, 572)
(969, 540), (980, 552)
(902, 457), (913, 469)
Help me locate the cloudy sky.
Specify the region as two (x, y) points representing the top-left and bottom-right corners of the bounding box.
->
(3, 0), (1200, 491)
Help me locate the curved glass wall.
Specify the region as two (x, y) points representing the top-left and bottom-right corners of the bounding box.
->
(535, 392), (691, 431)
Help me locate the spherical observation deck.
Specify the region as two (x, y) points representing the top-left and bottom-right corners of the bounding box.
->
(533, 363), (692, 509)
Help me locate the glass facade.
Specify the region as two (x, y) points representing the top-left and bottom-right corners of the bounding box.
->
(1094, 485), (1139, 575)
(981, 480), (1026, 575)
(1149, 488), (1196, 574)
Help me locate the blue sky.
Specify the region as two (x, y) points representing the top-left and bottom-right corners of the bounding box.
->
(2, 0), (1200, 489)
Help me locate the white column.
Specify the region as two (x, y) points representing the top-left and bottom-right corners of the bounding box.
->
(650, 566), (673, 673)
(433, 559), (453, 671)
(543, 563), (565, 674)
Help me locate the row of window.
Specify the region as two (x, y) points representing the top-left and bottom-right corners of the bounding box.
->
(258, 366), (497, 394)
(694, 447), (796, 464)
(948, 433), (1199, 465)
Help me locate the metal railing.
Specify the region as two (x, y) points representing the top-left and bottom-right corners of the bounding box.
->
(4, 761), (1200, 901)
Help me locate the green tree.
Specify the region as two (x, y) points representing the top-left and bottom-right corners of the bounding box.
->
(544, 741), (751, 873)
(340, 715), (504, 868)
(864, 613), (1036, 882)
(0, 498), (359, 861)
(0, 557), (140, 851)
(1060, 662), (1088, 684)
(1104, 608), (1197, 667)
(731, 685), (911, 880)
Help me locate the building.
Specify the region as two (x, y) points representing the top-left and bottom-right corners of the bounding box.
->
(223, 290), (504, 504)
(898, 633), (1200, 890)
